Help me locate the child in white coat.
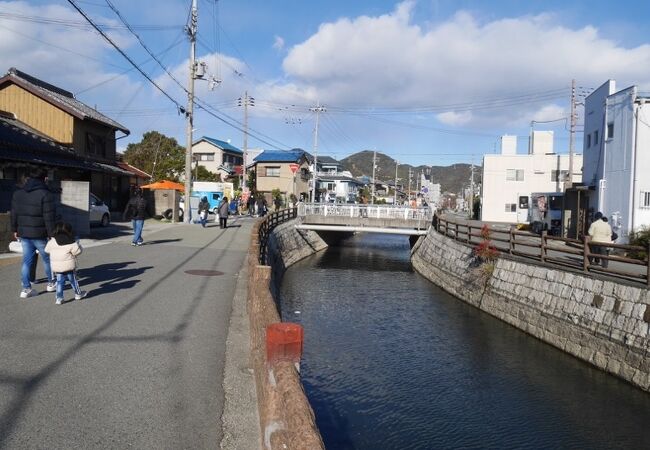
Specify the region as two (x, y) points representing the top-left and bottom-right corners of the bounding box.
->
(44, 222), (87, 304)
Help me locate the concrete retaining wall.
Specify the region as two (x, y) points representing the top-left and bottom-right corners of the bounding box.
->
(412, 229), (650, 392)
(248, 217), (327, 450)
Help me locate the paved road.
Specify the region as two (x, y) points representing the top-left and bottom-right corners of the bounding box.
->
(0, 216), (257, 449)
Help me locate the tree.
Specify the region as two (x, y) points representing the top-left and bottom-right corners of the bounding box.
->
(123, 131), (185, 181)
(195, 165), (220, 182)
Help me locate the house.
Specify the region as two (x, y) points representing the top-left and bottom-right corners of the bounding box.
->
(315, 156), (363, 202)
(0, 67), (138, 210)
(581, 80), (650, 242)
(253, 149), (311, 202)
(481, 133), (582, 223)
(192, 136), (243, 181)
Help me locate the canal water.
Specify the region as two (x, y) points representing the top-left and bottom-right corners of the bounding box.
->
(279, 233), (650, 450)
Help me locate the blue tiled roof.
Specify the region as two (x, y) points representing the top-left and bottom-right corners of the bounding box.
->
(197, 136), (243, 154)
(254, 149), (306, 163)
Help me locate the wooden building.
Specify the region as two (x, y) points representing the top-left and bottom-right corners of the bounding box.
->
(0, 67), (145, 211)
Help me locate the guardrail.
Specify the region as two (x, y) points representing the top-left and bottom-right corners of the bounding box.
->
(258, 207), (298, 265)
(437, 215), (650, 286)
(297, 203), (432, 221)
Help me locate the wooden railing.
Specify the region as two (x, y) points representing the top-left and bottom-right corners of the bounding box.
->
(436, 216), (650, 286)
(258, 207), (298, 265)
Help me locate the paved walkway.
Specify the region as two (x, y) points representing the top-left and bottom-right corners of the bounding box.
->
(0, 216), (259, 449)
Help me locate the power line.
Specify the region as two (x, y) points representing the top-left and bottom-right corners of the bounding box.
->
(65, 0), (184, 110)
(0, 11), (181, 31)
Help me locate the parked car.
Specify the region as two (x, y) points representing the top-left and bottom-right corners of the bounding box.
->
(90, 193), (110, 226)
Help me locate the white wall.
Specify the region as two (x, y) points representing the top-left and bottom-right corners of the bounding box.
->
(481, 153), (582, 223)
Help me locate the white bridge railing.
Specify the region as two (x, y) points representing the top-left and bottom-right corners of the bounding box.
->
(297, 203), (432, 221)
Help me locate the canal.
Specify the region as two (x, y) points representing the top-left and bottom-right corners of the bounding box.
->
(279, 233), (650, 450)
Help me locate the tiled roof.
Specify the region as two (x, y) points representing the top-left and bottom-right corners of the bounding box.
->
(253, 149), (307, 163)
(0, 113), (130, 175)
(0, 68), (129, 134)
(196, 136), (243, 154)
(116, 161), (151, 179)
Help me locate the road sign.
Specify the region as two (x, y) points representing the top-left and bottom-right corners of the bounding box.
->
(289, 163), (300, 174)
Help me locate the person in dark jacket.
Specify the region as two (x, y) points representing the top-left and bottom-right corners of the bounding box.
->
(218, 197), (229, 229)
(123, 186), (147, 246)
(197, 196), (210, 228)
(11, 168), (56, 298)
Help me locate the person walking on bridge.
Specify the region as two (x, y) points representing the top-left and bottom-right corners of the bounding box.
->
(588, 211), (612, 268)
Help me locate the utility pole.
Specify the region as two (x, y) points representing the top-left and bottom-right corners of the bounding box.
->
(238, 91), (254, 191)
(184, 0), (198, 223)
(394, 159), (398, 205)
(566, 78), (576, 190)
(469, 162), (475, 218)
(408, 167), (412, 203)
(371, 150), (377, 205)
(310, 102), (325, 202)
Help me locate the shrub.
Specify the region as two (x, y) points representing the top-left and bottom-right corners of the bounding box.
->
(628, 226), (650, 260)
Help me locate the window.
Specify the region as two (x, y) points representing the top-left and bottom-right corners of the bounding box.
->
(641, 191), (650, 209)
(196, 153), (214, 161)
(326, 182), (336, 190)
(607, 123), (614, 140)
(594, 130), (599, 145)
(505, 203), (517, 212)
(506, 169), (524, 181)
(586, 133), (591, 148)
(86, 133), (106, 157)
(518, 196), (529, 209)
(551, 170), (569, 182)
(264, 166), (280, 177)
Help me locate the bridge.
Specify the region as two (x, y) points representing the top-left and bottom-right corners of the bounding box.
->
(296, 203), (432, 235)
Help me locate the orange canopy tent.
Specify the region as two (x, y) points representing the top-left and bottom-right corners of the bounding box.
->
(141, 180), (185, 192)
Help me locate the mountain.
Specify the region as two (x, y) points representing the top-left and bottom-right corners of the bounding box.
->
(339, 150), (479, 194)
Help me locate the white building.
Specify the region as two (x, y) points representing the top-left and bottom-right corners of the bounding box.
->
(419, 173), (441, 206)
(315, 156), (363, 202)
(583, 80), (650, 241)
(481, 133), (582, 223)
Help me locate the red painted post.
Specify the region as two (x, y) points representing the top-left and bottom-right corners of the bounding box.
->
(509, 227), (514, 255)
(266, 322), (304, 365)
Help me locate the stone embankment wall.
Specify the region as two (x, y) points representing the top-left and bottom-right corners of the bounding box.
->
(412, 229), (650, 392)
(248, 218), (327, 450)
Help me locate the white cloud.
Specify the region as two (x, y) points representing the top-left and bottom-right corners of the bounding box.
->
(277, 1), (650, 127)
(436, 111), (472, 126)
(272, 35), (285, 51)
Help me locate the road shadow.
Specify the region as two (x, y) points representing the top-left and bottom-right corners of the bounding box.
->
(77, 262), (153, 296)
(88, 222), (133, 240)
(140, 239), (182, 245)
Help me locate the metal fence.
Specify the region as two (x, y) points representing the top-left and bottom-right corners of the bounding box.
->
(297, 203), (432, 221)
(258, 207), (298, 265)
(437, 215), (650, 286)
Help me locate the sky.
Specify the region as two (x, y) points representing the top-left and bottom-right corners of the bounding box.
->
(2, 0), (650, 169)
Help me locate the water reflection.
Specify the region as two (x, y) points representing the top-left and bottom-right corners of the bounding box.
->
(279, 233), (650, 450)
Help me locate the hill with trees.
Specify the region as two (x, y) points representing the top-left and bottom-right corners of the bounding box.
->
(339, 150), (478, 194)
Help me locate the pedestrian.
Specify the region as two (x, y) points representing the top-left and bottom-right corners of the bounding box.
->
(44, 222), (87, 304)
(248, 194), (256, 216)
(256, 195), (267, 217)
(218, 196), (229, 229)
(198, 196), (210, 228)
(10, 168), (56, 298)
(588, 211), (613, 268)
(123, 186), (147, 246)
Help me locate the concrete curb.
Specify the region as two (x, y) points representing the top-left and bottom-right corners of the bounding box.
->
(221, 251), (261, 449)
